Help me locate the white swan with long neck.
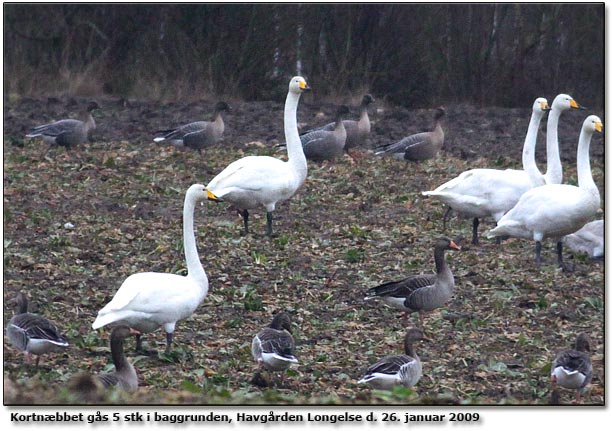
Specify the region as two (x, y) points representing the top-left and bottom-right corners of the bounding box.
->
(205, 76), (310, 235)
(544, 94), (586, 184)
(92, 184), (210, 353)
(422, 97), (550, 244)
(487, 115), (602, 265)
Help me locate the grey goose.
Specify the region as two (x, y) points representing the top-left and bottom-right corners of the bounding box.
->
(551, 333), (593, 404)
(302, 94), (375, 157)
(154, 101), (230, 152)
(358, 328), (430, 390)
(26, 101), (99, 155)
(365, 237), (460, 326)
(375, 107), (445, 161)
(97, 326), (139, 392)
(301, 105), (350, 162)
(6, 292), (70, 366)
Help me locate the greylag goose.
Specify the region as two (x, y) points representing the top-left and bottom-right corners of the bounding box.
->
(205, 76), (310, 236)
(154, 101), (230, 153)
(301, 105), (349, 162)
(26, 101), (99, 155)
(365, 237), (460, 326)
(92, 184), (211, 354)
(358, 328), (430, 390)
(422, 98), (549, 244)
(551, 333), (593, 404)
(563, 220), (604, 259)
(97, 326), (139, 392)
(487, 116), (602, 266)
(301, 94), (375, 157)
(251, 312), (298, 371)
(375, 108), (445, 161)
(6, 292), (70, 366)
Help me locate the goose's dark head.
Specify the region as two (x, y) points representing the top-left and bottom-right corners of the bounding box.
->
(270, 312), (293, 333)
(575, 333), (591, 353)
(215, 101), (230, 112)
(362, 94), (375, 105)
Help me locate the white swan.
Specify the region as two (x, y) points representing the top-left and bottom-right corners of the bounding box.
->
(544, 94), (586, 184)
(205, 76), (310, 236)
(422, 97), (550, 244)
(487, 115), (602, 265)
(92, 184), (210, 353)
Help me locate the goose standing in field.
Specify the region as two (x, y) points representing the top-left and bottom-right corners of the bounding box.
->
(205, 76), (310, 236)
(487, 115), (603, 266)
(544, 94), (587, 184)
(357, 328), (430, 390)
(551, 333), (593, 404)
(301, 105), (349, 162)
(422, 98), (550, 244)
(153, 101), (230, 153)
(6, 292), (70, 366)
(375, 107), (445, 161)
(563, 220), (604, 260)
(26, 101), (99, 156)
(301, 94), (375, 158)
(251, 312), (298, 371)
(365, 237), (461, 326)
(96, 326), (139, 392)
(92, 184), (210, 354)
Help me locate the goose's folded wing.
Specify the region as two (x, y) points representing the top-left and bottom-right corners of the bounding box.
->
(11, 314), (67, 344)
(28, 119), (81, 137)
(300, 122), (334, 136)
(257, 328), (295, 357)
(367, 274), (436, 298)
(365, 354), (413, 375)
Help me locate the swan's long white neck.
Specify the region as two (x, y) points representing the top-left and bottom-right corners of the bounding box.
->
(521, 110), (546, 187)
(576, 127), (598, 196)
(284, 91), (308, 185)
(544, 108), (563, 184)
(183, 192), (208, 290)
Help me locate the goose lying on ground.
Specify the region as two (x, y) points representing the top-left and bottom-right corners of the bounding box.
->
(154, 101), (230, 153)
(422, 98), (550, 244)
(487, 116), (602, 266)
(375, 108), (445, 161)
(26, 101), (99, 156)
(358, 328), (430, 390)
(563, 220), (604, 259)
(97, 326), (139, 392)
(301, 94), (375, 158)
(551, 333), (593, 404)
(6, 292), (70, 366)
(92, 184), (210, 354)
(301, 105), (349, 162)
(205, 77), (310, 236)
(365, 237), (460, 326)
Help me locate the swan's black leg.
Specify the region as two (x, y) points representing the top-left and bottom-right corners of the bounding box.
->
(165, 332), (173, 354)
(556, 241), (564, 266)
(442, 207), (452, 231)
(535, 241), (543, 265)
(471, 217), (480, 245)
(266, 212), (273, 236)
(240, 209), (249, 236)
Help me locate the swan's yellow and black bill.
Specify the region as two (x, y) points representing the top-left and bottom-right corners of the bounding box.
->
(206, 189), (221, 201)
(595, 122), (603, 132)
